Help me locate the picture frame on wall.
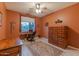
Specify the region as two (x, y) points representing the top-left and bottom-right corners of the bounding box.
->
(0, 12), (2, 26)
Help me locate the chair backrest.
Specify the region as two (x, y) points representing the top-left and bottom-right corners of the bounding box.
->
(32, 31), (36, 36)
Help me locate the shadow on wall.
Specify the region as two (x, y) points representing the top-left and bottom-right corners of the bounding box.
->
(68, 27), (79, 48)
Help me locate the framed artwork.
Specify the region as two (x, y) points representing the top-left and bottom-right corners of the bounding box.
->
(55, 19), (63, 24)
(0, 12), (2, 26)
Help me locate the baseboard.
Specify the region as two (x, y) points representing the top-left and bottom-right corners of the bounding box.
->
(68, 45), (79, 50)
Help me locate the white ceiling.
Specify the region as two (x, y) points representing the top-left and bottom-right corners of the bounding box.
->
(5, 2), (77, 17)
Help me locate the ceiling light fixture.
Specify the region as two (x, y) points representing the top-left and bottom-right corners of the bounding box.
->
(36, 9), (41, 14)
(35, 3), (41, 14)
(36, 3), (40, 9)
(36, 9), (39, 14)
(32, 2), (41, 14)
(38, 9), (41, 13)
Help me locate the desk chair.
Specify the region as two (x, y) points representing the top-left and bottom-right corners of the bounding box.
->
(27, 31), (36, 41)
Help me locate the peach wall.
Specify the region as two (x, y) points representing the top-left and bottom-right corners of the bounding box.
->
(0, 2), (43, 39)
(6, 10), (20, 39)
(0, 3), (6, 40)
(41, 3), (79, 48)
(35, 17), (42, 36)
(6, 10), (41, 39)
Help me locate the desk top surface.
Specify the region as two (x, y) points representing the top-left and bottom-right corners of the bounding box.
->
(0, 38), (23, 50)
(20, 32), (33, 35)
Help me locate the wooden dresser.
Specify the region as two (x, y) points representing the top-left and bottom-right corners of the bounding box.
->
(0, 38), (23, 56)
(48, 26), (68, 48)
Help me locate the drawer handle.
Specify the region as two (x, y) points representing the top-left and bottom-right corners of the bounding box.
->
(0, 52), (10, 55)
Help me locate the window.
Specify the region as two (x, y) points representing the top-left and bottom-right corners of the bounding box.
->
(21, 21), (35, 32)
(21, 16), (35, 32)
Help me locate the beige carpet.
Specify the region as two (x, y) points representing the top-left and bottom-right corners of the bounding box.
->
(24, 40), (63, 56)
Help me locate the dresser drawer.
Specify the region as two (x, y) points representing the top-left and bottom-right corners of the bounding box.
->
(0, 46), (21, 56)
